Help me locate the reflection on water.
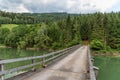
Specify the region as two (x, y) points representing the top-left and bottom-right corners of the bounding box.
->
(94, 56), (120, 80)
(5, 71), (26, 79)
(0, 48), (47, 59)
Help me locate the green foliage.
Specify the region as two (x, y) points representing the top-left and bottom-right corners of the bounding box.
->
(51, 42), (62, 50)
(0, 24), (18, 30)
(91, 40), (104, 50)
(0, 11), (74, 24)
(105, 46), (112, 52)
(0, 28), (10, 44)
(4, 25), (29, 48)
(18, 41), (27, 49)
(107, 26), (120, 49)
(0, 11), (120, 51)
(47, 22), (61, 43)
(34, 23), (50, 49)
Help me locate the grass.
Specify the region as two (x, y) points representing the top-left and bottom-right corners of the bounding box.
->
(92, 48), (120, 57)
(0, 24), (18, 30)
(97, 49), (120, 53)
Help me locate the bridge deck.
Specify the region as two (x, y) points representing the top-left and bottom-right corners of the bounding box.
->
(24, 46), (88, 80)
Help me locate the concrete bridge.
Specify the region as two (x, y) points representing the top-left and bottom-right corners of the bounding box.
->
(0, 45), (98, 80)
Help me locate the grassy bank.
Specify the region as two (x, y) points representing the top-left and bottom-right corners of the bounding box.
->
(0, 24), (18, 30)
(92, 49), (120, 57)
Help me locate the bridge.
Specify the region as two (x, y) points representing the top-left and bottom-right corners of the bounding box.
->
(0, 45), (99, 80)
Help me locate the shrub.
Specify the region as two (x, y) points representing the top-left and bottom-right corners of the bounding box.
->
(52, 42), (62, 50)
(91, 40), (104, 50)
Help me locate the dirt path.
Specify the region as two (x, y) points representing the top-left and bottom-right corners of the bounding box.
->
(24, 46), (88, 80)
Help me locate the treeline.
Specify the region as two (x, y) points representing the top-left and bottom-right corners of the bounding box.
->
(83, 12), (120, 51)
(0, 15), (81, 50)
(0, 11), (120, 51)
(0, 10), (77, 24)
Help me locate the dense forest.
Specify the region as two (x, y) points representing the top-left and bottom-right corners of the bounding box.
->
(0, 11), (120, 52)
(0, 11), (78, 24)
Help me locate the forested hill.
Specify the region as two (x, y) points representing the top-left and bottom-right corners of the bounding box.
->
(0, 11), (120, 52)
(0, 10), (78, 24)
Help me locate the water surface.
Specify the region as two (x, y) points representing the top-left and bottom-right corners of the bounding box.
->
(0, 48), (48, 79)
(0, 48), (47, 59)
(94, 56), (120, 80)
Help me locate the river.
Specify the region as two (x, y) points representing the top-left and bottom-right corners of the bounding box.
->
(0, 48), (48, 59)
(94, 56), (120, 80)
(0, 48), (48, 79)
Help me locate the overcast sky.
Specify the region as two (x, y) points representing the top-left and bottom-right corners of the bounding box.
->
(0, 0), (120, 13)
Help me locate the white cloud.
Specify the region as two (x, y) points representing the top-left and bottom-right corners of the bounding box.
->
(0, 0), (119, 13)
(66, 0), (119, 13)
(67, 0), (76, 9)
(16, 4), (30, 13)
(90, 0), (118, 12)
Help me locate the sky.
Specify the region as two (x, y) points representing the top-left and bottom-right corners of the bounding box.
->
(0, 0), (120, 13)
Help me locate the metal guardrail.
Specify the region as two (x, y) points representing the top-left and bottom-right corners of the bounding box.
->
(0, 45), (80, 80)
(88, 47), (99, 80)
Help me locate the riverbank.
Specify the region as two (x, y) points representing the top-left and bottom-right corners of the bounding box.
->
(0, 46), (8, 48)
(0, 46), (46, 51)
(93, 51), (120, 57)
(0, 45), (55, 52)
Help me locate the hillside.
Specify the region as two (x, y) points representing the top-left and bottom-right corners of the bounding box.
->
(0, 11), (120, 52)
(0, 11), (78, 24)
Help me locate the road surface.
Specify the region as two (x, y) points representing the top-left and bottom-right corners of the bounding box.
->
(24, 46), (88, 80)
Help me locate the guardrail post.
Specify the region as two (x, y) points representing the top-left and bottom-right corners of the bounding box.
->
(42, 54), (46, 68)
(31, 59), (35, 71)
(0, 64), (4, 80)
(52, 53), (55, 62)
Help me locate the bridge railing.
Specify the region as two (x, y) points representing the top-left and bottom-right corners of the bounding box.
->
(0, 45), (80, 80)
(88, 47), (98, 80)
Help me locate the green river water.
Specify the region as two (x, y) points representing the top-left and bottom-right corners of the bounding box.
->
(94, 56), (120, 80)
(0, 48), (48, 59)
(0, 48), (48, 79)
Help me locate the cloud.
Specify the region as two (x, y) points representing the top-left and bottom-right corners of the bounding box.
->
(0, 0), (119, 13)
(0, 0), (30, 13)
(17, 4), (30, 13)
(90, 0), (119, 12)
(66, 0), (119, 13)
(23, 0), (68, 13)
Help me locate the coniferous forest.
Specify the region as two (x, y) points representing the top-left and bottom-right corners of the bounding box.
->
(0, 11), (120, 52)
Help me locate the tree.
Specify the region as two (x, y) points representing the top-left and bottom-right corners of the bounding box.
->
(0, 28), (10, 44)
(34, 23), (50, 49)
(5, 25), (29, 48)
(80, 16), (92, 41)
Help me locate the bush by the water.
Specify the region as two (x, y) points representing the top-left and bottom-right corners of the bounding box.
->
(91, 40), (104, 50)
